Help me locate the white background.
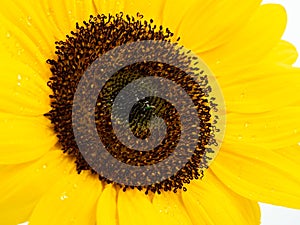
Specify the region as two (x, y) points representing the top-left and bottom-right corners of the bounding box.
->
(260, 0), (300, 225)
(18, 1), (300, 225)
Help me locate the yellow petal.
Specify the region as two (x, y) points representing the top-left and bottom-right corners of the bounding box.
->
(118, 189), (157, 225)
(225, 107), (300, 149)
(96, 184), (118, 225)
(178, 0), (261, 53)
(37, 0), (74, 39)
(161, 0), (199, 39)
(0, 59), (51, 116)
(118, 189), (180, 225)
(274, 144), (300, 165)
(0, 113), (57, 164)
(39, 0), (98, 37)
(29, 171), (103, 225)
(0, 0), (56, 74)
(0, 150), (75, 225)
(263, 40), (299, 65)
(0, 0), (96, 83)
(152, 191), (194, 225)
(211, 141), (300, 209)
(122, 0), (165, 25)
(93, 0), (126, 16)
(182, 169), (261, 225)
(202, 4), (287, 72)
(219, 64), (300, 113)
(63, 0), (98, 26)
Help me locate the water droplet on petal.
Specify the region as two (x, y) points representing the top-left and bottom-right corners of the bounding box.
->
(244, 122), (249, 128)
(26, 16), (32, 27)
(17, 74), (22, 86)
(298, 142), (300, 146)
(60, 192), (69, 200)
(216, 59), (221, 65)
(18, 222), (29, 225)
(6, 32), (11, 38)
(42, 164), (47, 169)
(17, 47), (24, 56)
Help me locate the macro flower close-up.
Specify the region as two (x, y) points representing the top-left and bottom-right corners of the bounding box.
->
(1, 0), (300, 225)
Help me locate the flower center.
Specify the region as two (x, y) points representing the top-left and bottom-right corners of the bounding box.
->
(45, 13), (225, 194)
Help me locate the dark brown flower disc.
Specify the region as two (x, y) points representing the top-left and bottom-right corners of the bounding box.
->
(45, 13), (225, 194)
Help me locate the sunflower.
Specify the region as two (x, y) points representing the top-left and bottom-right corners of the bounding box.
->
(1, 0), (300, 225)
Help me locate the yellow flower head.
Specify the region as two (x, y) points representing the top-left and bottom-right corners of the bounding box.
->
(0, 0), (300, 225)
